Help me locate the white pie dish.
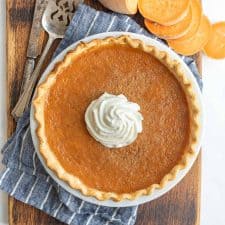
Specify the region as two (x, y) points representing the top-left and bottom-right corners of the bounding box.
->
(30, 31), (204, 207)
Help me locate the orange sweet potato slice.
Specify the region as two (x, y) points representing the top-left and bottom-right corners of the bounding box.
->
(144, 5), (192, 39)
(174, 0), (202, 41)
(138, 0), (190, 26)
(204, 22), (225, 59)
(167, 16), (211, 56)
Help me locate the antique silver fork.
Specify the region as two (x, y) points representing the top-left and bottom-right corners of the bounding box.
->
(12, 0), (82, 118)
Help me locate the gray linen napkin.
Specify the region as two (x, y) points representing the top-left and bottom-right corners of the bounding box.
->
(0, 4), (202, 225)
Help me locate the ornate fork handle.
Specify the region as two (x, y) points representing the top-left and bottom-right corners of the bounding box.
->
(12, 35), (55, 118)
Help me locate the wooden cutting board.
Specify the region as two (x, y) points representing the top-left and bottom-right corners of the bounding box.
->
(6, 0), (202, 224)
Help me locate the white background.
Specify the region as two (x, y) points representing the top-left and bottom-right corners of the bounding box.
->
(0, 1), (225, 225)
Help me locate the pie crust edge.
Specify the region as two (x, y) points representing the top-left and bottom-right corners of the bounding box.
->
(33, 35), (201, 201)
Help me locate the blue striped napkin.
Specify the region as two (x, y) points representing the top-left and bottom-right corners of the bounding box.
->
(0, 4), (202, 225)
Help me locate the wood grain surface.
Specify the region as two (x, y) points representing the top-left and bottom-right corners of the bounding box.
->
(7, 0), (201, 224)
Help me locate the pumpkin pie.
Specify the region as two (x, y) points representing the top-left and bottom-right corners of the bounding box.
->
(33, 36), (200, 201)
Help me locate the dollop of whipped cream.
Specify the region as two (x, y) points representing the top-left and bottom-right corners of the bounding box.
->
(85, 92), (143, 148)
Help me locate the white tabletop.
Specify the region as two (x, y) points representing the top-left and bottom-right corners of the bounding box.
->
(1, 1), (225, 225)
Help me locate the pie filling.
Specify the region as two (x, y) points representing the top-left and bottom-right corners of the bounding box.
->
(42, 43), (191, 194)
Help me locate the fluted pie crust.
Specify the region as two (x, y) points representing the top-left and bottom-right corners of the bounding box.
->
(33, 36), (200, 201)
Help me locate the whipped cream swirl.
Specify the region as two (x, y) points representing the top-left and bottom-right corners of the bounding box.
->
(85, 93), (143, 148)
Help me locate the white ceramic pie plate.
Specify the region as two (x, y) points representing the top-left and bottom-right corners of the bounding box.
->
(30, 32), (204, 207)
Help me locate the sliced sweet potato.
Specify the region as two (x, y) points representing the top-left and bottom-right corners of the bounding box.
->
(174, 0), (202, 41)
(167, 16), (211, 56)
(138, 0), (190, 26)
(204, 22), (225, 59)
(144, 4), (192, 39)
